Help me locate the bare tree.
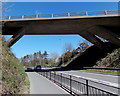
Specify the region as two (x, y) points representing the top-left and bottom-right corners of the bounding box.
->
(1, 2), (7, 17)
(50, 52), (59, 62)
(64, 43), (73, 52)
(1, 2), (13, 15)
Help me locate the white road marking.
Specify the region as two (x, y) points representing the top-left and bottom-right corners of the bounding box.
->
(58, 72), (119, 88)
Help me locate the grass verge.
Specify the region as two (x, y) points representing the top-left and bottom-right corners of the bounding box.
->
(82, 69), (120, 75)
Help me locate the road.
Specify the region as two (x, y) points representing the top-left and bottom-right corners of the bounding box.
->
(56, 70), (119, 95)
(27, 72), (70, 94)
(59, 70), (119, 85)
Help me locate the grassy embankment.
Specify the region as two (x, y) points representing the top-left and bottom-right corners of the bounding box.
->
(1, 37), (30, 94)
(86, 47), (120, 75)
(61, 55), (79, 67)
(61, 45), (120, 75)
(95, 48), (120, 68)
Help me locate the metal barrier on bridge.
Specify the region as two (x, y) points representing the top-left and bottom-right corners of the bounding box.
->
(38, 72), (119, 96)
(1, 10), (120, 20)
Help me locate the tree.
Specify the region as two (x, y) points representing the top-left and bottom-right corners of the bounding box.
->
(71, 49), (79, 58)
(1, 2), (13, 15)
(38, 51), (42, 65)
(64, 43), (73, 52)
(43, 51), (48, 58)
(33, 52), (37, 66)
(79, 42), (89, 51)
(20, 51), (59, 67)
(50, 52), (59, 62)
(1, 2), (6, 14)
(57, 57), (63, 66)
(78, 40), (90, 52)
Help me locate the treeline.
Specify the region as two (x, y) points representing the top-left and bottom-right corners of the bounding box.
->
(20, 41), (90, 68)
(21, 51), (49, 67)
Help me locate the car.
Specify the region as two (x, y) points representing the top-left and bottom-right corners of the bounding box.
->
(34, 65), (41, 71)
(27, 67), (33, 70)
(26, 67), (34, 72)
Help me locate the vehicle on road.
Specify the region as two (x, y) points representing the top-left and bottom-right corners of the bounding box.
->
(27, 67), (33, 71)
(34, 65), (42, 71)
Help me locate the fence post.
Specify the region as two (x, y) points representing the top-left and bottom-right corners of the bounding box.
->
(50, 72), (51, 80)
(70, 75), (72, 94)
(61, 73), (62, 87)
(46, 72), (48, 78)
(43, 72), (45, 77)
(86, 80), (89, 96)
(22, 15), (24, 19)
(45, 72), (47, 77)
(68, 12), (70, 16)
(36, 14), (38, 18)
(8, 16), (11, 19)
(85, 11), (88, 16)
(52, 14), (54, 18)
(54, 71), (56, 83)
(45, 72), (46, 77)
(104, 10), (107, 15)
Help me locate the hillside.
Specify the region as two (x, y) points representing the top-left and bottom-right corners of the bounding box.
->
(64, 43), (120, 69)
(0, 37), (30, 94)
(95, 48), (120, 68)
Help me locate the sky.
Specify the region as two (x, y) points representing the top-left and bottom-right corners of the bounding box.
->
(2, 0), (120, 2)
(3, 2), (118, 58)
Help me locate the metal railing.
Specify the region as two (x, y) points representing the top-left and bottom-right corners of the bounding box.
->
(38, 72), (119, 96)
(1, 10), (119, 20)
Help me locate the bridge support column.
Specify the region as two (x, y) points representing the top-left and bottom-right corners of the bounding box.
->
(88, 26), (120, 46)
(79, 32), (106, 49)
(6, 28), (25, 47)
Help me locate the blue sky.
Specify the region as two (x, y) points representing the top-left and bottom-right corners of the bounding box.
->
(4, 0), (120, 2)
(4, 2), (118, 58)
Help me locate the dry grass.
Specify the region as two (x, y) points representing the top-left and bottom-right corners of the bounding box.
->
(95, 48), (120, 68)
(1, 38), (30, 94)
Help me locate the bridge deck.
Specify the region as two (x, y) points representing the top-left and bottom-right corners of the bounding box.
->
(2, 15), (120, 35)
(1, 10), (120, 47)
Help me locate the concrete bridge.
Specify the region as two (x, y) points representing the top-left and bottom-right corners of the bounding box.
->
(1, 10), (120, 48)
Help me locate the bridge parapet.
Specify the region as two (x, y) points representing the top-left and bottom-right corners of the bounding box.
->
(1, 10), (119, 20)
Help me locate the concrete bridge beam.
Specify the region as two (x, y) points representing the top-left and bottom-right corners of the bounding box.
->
(6, 28), (25, 47)
(88, 26), (120, 46)
(79, 32), (106, 49)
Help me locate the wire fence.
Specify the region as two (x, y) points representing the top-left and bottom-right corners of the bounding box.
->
(1, 10), (120, 20)
(38, 72), (119, 96)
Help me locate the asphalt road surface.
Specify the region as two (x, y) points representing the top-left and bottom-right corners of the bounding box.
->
(59, 70), (119, 84)
(27, 72), (70, 94)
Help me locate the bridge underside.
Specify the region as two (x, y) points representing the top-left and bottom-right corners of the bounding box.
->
(2, 15), (120, 48)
